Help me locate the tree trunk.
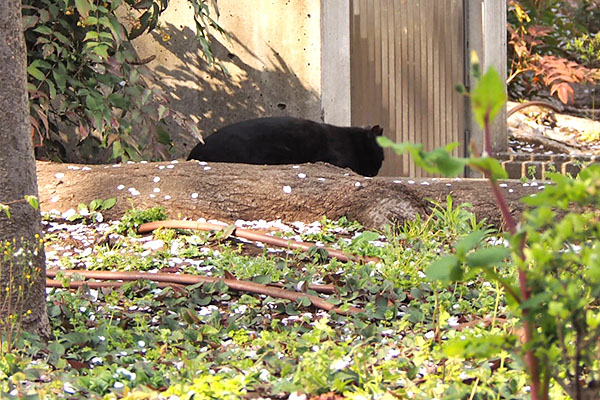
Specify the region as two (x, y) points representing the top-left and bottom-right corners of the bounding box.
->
(36, 160), (542, 229)
(0, 0), (50, 338)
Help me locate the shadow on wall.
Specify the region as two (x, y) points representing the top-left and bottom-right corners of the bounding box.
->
(146, 24), (321, 159)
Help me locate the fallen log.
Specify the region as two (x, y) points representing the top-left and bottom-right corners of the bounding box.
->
(36, 160), (541, 229)
(509, 128), (580, 155)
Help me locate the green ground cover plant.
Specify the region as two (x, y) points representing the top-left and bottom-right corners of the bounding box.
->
(4, 208), (533, 400)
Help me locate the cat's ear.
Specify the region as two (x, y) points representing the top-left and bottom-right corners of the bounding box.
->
(369, 125), (383, 136)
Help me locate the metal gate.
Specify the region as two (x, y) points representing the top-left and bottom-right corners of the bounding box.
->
(350, 0), (467, 177)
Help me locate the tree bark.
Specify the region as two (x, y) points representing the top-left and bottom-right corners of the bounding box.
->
(36, 160), (542, 229)
(0, 0), (50, 338)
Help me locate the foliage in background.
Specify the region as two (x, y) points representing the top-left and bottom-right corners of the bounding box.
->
(23, 0), (224, 163)
(379, 59), (600, 399)
(507, 0), (600, 104)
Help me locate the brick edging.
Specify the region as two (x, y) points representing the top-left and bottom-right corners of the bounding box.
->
(497, 152), (599, 179)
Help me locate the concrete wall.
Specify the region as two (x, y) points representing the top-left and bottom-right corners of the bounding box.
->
(320, 0), (351, 126)
(466, 0), (508, 156)
(132, 0), (322, 158)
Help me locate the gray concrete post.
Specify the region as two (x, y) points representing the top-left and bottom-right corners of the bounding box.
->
(466, 0), (507, 175)
(320, 0), (352, 126)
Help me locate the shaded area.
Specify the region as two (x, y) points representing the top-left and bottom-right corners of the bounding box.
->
(144, 25), (321, 159)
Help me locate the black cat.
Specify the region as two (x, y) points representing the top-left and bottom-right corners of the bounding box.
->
(187, 117), (384, 176)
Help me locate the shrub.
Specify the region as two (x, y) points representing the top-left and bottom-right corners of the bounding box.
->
(23, 0), (224, 162)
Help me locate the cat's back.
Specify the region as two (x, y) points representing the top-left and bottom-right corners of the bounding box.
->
(215, 116), (323, 139)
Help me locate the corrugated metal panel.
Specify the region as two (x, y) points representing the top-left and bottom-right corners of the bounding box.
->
(350, 0), (466, 177)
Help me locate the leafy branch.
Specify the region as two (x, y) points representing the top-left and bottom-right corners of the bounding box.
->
(378, 55), (600, 399)
(0, 195), (40, 218)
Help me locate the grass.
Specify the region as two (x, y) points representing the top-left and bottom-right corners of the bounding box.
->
(0, 204), (566, 399)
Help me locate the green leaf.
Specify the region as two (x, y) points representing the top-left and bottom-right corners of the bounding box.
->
(443, 334), (511, 359)
(29, 59), (51, 70)
(156, 125), (172, 146)
(426, 254), (462, 283)
(352, 231), (380, 245)
(130, 10), (152, 39)
(149, 3), (160, 31)
(466, 247), (510, 268)
(157, 104), (168, 120)
(297, 297), (312, 307)
(85, 94), (100, 110)
(0, 204), (10, 218)
(377, 136), (418, 157)
(428, 146), (467, 177)
(252, 275), (271, 285)
(108, 93), (129, 109)
(25, 195), (39, 210)
(62, 331), (90, 347)
(520, 292), (552, 310)
(46, 79), (57, 98)
(84, 31), (99, 42)
(27, 65), (46, 81)
(102, 197), (117, 210)
(47, 341), (65, 357)
(107, 15), (126, 43)
(92, 44), (109, 59)
(88, 199), (101, 211)
(112, 141), (123, 160)
(53, 70), (67, 92)
(467, 157), (508, 180)
(22, 15), (39, 31)
(220, 224), (236, 240)
(33, 25), (53, 35)
(75, 0), (92, 19)
(53, 31), (71, 45)
(455, 230), (486, 256)
(377, 137), (467, 177)
(470, 67), (506, 129)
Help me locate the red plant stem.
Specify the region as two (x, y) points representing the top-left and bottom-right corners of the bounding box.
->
(138, 220), (381, 264)
(488, 177), (540, 399)
(46, 269), (361, 315)
(482, 106), (541, 398)
(484, 112), (493, 157)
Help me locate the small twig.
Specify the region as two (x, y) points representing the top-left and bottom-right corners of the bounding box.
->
(138, 220), (381, 264)
(46, 279), (184, 290)
(47, 269), (336, 295)
(129, 55), (156, 66)
(46, 269), (361, 315)
(507, 100), (563, 117)
(1, 198), (29, 207)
